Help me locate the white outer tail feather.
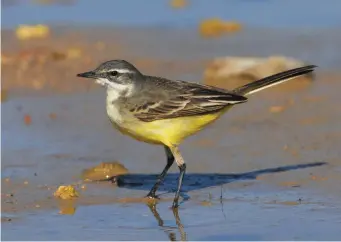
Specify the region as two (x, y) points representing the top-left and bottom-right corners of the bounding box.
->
(245, 76), (300, 96)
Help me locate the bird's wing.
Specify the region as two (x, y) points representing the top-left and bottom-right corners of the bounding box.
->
(131, 80), (247, 122)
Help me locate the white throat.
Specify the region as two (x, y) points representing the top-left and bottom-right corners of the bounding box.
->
(104, 80), (134, 124)
(95, 78), (134, 102)
(106, 83), (130, 101)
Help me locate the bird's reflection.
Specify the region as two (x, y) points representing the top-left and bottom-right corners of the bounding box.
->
(147, 203), (187, 241)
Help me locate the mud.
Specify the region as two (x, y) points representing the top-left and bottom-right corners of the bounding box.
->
(2, 24), (341, 240)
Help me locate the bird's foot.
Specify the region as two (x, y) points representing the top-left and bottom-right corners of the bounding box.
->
(171, 200), (179, 209)
(145, 193), (160, 200)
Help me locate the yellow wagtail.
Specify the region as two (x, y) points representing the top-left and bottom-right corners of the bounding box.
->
(77, 60), (316, 208)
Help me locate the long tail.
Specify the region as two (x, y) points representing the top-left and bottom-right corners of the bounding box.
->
(233, 65), (317, 96)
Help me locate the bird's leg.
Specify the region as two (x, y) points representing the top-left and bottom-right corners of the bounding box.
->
(170, 146), (186, 208)
(147, 146), (174, 199)
(173, 207), (187, 241)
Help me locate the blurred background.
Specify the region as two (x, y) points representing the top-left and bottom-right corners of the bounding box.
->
(2, 0), (341, 94)
(2, 0), (341, 241)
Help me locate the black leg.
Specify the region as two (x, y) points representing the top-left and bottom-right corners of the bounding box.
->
(147, 146), (174, 198)
(172, 163), (186, 208)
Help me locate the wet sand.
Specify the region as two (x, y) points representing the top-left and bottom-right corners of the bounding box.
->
(2, 27), (341, 240)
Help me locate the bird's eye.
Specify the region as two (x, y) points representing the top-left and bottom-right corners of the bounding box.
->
(109, 71), (118, 76)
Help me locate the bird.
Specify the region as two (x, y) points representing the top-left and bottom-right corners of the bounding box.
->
(77, 59), (316, 208)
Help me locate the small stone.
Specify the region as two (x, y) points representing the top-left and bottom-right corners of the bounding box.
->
(269, 105), (285, 113)
(49, 113), (57, 120)
(170, 0), (188, 9)
(24, 115), (32, 126)
(54, 185), (79, 200)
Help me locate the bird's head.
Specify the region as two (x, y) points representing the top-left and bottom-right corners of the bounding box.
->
(77, 60), (143, 96)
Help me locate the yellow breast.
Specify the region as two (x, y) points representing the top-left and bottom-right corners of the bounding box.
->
(112, 106), (232, 146)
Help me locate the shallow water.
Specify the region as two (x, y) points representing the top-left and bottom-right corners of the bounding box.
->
(3, 197), (341, 240)
(2, 1), (341, 240)
(2, 75), (341, 240)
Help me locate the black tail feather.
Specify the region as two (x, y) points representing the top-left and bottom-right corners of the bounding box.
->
(233, 65), (317, 96)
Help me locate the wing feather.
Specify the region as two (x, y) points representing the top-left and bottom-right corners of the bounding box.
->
(131, 78), (247, 122)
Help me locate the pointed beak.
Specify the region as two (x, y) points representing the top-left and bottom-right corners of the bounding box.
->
(77, 71), (97, 78)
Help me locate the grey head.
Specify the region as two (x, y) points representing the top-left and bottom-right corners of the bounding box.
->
(77, 60), (144, 95)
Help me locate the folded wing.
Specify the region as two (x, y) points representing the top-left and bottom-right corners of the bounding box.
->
(132, 81), (247, 122)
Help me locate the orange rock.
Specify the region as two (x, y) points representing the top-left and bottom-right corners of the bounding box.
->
(24, 115), (32, 125)
(16, 24), (50, 40)
(54, 185), (79, 200)
(170, 0), (188, 9)
(281, 201), (300, 206)
(199, 18), (242, 38)
(81, 161), (129, 181)
(49, 113), (57, 120)
(200, 201), (212, 206)
(269, 105), (285, 113)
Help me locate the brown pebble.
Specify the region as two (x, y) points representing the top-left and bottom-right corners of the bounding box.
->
(200, 201), (212, 206)
(24, 114), (32, 125)
(281, 201), (300, 206)
(170, 0), (188, 9)
(49, 113), (57, 120)
(269, 105), (285, 113)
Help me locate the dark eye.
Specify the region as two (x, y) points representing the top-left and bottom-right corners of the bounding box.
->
(109, 71), (118, 76)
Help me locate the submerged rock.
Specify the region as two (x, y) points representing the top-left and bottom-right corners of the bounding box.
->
(81, 161), (129, 181)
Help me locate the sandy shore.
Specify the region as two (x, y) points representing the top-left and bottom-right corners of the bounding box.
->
(2, 27), (341, 240)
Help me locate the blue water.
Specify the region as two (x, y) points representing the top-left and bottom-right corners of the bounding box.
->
(2, 0), (341, 29)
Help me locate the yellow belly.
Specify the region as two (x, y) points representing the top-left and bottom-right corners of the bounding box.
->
(112, 106), (232, 146)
